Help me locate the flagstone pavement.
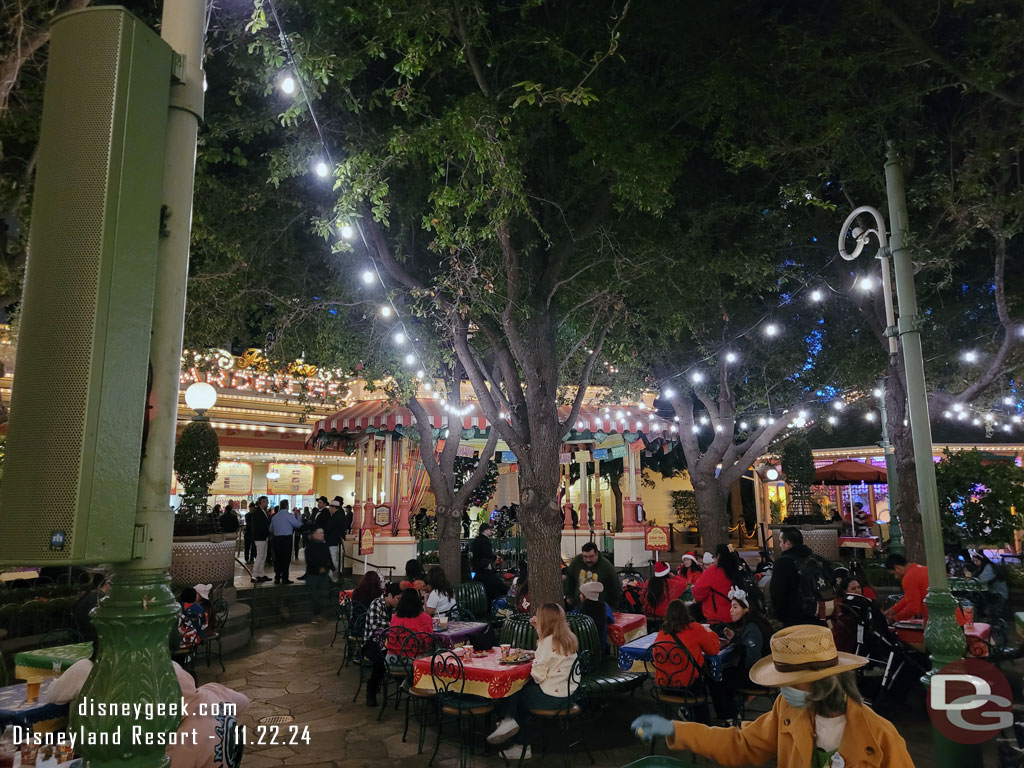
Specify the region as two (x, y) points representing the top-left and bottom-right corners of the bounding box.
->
(192, 616), (962, 768)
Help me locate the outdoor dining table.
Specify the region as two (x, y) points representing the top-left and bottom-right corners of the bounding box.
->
(432, 620), (489, 648)
(412, 647), (533, 699)
(14, 642), (92, 681)
(893, 619), (991, 657)
(607, 612), (648, 648)
(0, 679), (68, 731)
(617, 630), (737, 682)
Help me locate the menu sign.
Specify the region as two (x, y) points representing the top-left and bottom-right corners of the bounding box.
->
(266, 463), (315, 494)
(210, 461), (253, 494)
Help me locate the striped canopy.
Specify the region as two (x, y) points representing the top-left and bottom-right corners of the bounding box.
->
(311, 399), (672, 437)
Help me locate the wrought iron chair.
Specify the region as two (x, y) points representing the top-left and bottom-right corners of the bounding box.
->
(644, 640), (711, 755)
(428, 648), (495, 768)
(378, 627), (437, 722)
(517, 649), (593, 768)
(337, 603), (367, 673)
(205, 598), (229, 672)
(330, 589), (350, 647)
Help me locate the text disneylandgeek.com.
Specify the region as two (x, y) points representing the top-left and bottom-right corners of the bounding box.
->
(7, 698), (311, 749)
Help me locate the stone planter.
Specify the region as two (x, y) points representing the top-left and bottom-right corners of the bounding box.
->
(170, 534), (237, 587)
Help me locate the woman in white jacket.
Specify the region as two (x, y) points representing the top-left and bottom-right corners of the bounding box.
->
(486, 602), (579, 761)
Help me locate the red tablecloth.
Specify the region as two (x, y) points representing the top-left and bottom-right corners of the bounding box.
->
(412, 648), (533, 699)
(893, 619), (991, 657)
(607, 612), (648, 648)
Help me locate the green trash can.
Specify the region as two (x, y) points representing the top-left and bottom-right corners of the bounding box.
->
(619, 757), (696, 768)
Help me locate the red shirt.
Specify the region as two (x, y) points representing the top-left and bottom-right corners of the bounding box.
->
(386, 612), (434, 655)
(653, 624), (721, 688)
(691, 564), (733, 624)
(891, 563), (928, 621)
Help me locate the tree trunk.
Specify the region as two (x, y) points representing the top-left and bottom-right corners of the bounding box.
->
(517, 432), (564, 608)
(435, 504), (463, 585)
(609, 477), (623, 533)
(886, 368), (925, 562)
(692, 474), (730, 553)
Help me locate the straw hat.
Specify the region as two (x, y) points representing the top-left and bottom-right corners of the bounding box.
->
(653, 561), (671, 578)
(749, 625), (868, 687)
(579, 582), (604, 601)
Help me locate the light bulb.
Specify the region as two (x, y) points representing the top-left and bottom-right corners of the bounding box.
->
(810, 289), (823, 302)
(381, 305), (392, 317)
(281, 76), (296, 94)
(691, 425), (700, 433)
(1003, 396), (1014, 406)
(266, 470), (281, 480)
(865, 412), (876, 422)
(739, 422), (748, 430)
(416, 370), (424, 379)
(663, 388), (675, 398)
(315, 161), (329, 178)
(859, 276), (874, 291)
(331, 473), (344, 481)
(700, 416), (709, 425)
(393, 331), (406, 345)
(361, 270), (375, 284)
(984, 413), (994, 422)
(758, 418), (767, 426)
(340, 224), (354, 239)
(962, 350), (978, 364)
(405, 353), (416, 365)
(952, 403), (963, 412)
(827, 416), (837, 425)
(725, 352), (738, 363)
(798, 410), (808, 419)
(764, 323), (778, 337)
(715, 424), (723, 432)
(691, 372), (704, 383)
(833, 400), (844, 410)
(872, 388), (882, 398)
(943, 411), (952, 419)
(765, 468), (779, 481)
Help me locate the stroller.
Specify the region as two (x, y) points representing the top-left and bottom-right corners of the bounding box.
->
(832, 593), (929, 704)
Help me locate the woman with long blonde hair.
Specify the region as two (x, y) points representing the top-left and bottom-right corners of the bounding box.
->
(487, 602), (579, 761)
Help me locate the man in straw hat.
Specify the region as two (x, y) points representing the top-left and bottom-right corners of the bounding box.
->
(632, 624), (913, 767)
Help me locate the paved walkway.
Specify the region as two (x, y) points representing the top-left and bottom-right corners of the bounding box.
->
(192, 615), (975, 768)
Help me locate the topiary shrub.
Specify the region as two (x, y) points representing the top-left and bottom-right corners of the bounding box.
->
(173, 420), (220, 535)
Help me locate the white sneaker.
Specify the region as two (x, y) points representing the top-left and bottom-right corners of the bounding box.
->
(498, 744), (531, 761)
(487, 718), (520, 744)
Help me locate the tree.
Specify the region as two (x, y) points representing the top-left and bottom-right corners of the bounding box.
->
(935, 449), (1024, 546)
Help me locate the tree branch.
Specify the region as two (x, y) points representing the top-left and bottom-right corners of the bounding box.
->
(453, 428), (500, 508)
(560, 314), (613, 434)
(451, 0), (490, 99)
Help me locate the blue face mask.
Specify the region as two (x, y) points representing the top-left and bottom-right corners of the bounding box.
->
(781, 686), (810, 709)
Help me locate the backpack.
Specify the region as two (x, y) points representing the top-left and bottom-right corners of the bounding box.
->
(794, 555), (837, 621)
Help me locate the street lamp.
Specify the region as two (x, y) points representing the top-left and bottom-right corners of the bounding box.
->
(184, 382), (217, 419)
(837, 142), (968, 767)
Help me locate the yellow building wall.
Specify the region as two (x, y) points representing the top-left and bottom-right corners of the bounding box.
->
(564, 469), (694, 527)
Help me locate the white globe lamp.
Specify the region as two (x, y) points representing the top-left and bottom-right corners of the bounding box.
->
(185, 382), (217, 418)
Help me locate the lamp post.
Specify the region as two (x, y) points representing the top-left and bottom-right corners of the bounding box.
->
(838, 142), (970, 767)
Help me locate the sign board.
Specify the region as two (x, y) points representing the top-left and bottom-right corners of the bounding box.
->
(456, 444), (476, 458)
(645, 526), (670, 551)
(359, 528), (375, 555)
(501, 451), (517, 464)
(374, 505), (391, 526)
(267, 463), (315, 494)
(559, 453), (572, 464)
(573, 450), (592, 464)
(592, 448), (609, 461)
(609, 445), (628, 460)
(210, 461), (253, 495)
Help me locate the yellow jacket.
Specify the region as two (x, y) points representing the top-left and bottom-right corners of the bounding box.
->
(666, 695), (915, 767)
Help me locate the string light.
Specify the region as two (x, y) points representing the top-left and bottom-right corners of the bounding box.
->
(725, 352), (738, 363)
(416, 370), (424, 379)
(360, 270), (375, 284)
(764, 323), (779, 337)
(393, 331), (407, 345)
(663, 388), (675, 398)
(832, 400), (845, 410)
(340, 224), (354, 239)
(859, 276), (874, 291)
(739, 421), (748, 430)
(872, 388), (882, 398)
(404, 353), (416, 365)
(280, 75), (295, 94)
(1003, 396), (1014, 406)
(380, 305), (392, 317)
(810, 289), (823, 302)
(690, 371), (704, 384)
(314, 160), (329, 178)
(827, 416), (837, 425)
(961, 350), (978, 364)
(865, 412), (876, 422)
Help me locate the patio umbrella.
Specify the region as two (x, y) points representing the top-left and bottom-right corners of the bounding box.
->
(813, 460), (887, 536)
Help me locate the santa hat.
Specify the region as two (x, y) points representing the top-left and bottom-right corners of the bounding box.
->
(681, 552), (698, 565)
(653, 561), (671, 578)
(702, 552), (714, 566)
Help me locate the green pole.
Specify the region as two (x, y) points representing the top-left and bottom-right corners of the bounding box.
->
(883, 142), (973, 767)
(71, 3), (206, 766)
(876, 379), (903, 555)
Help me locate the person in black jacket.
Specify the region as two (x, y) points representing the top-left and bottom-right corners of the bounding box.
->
(769, 527), (832, 627)
(219, 502), (240, 534)
(471, 523), (496, 574)
(243, 503), (256, 563)
(304, 528), (335, 622)
(249, 496), (272, 583)
(324, 500), (348, 582)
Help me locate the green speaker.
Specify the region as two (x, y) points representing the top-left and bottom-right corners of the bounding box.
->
(0, 8), (172, 564)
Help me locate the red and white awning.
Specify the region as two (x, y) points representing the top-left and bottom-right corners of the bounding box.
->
(311, 400), (672, 437)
